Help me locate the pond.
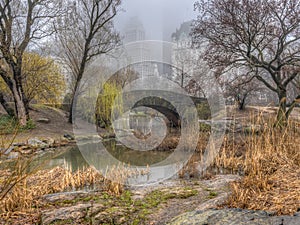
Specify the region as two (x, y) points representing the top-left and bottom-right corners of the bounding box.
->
(1, 138), (237, 188)
(24, 139), (178, 186)
(36, 139), (172, 171)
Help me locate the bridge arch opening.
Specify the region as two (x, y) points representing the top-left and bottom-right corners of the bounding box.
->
(132, 96), (181, 127)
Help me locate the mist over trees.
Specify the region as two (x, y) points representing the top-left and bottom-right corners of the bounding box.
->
(192, 0), (300, 126)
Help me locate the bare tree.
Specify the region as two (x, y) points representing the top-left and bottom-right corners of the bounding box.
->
(172, 45), (193, 88)
(192, 0), (300, 126)
(56, 0), (121, 123)
(0, 0), (60, 125)
(221, 68), (263, 110)
(107, 66), (139, 88)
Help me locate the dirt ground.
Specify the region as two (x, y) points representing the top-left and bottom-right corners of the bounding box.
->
(0, 105), (73, 143)
(226, 105), (300, 122)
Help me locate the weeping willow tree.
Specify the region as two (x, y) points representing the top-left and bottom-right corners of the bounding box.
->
(76, 81), (123, 128)
(95, 82), (123, 128)
(76, 66), (137, 128)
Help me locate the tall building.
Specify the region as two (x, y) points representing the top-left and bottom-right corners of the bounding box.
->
(121, 17), (174, 82)
(171, 21), (201, 95)
(171, 21), (193, 46)
(123, 17), (154, 79)
(123, 17), (146, 44)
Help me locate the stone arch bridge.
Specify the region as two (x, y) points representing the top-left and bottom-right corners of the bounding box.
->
(120, 90), (210, 127)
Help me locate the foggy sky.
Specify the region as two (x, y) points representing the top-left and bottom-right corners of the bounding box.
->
(114, 0), (197, 41)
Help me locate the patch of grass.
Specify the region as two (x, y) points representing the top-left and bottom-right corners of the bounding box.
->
(0, 115), (17, 134)
(1, 161), (199, 224)
(199, 122), (211, 132)
(91, 187), (199, 224)
(32, 104), (63, 114)
(120, 190), (133, 206)
(163, 188), (198, 200)
(53, 195), (101, 207)
(208, 191), (218, 199)
(0, 115), (36, 134)
(130, 187), (198, 223)
(0, 166), (103, 213)
(20, 119), (36, 130)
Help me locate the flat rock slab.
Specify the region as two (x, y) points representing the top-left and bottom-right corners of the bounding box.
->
(41, 203), (104, 225)
(168, 209), (300, 225)
(42, 191), (91, 202)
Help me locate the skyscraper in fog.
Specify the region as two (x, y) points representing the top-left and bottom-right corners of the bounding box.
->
(122, 17), (173, 81)
(123, 17), (155, 78)
(124, 17), (146, 44)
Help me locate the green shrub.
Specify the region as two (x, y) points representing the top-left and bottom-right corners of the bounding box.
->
(197, 102), (211, 120)
(199, 122), (211, 132)
(0, 115), (36, 134)
(0, 115), (17, 134)
(20, 119), (36, 130)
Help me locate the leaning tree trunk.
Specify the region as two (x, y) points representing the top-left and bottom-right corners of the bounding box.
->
(68, 49), (89, 124)
(68, 76), (81, 124)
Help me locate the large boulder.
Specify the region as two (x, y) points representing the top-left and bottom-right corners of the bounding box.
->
(41, 203), (104, 225)
(168, 209), (300, 225)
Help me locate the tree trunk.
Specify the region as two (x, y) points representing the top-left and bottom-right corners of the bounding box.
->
(68, 77), (81, 124)
(276, 90), (288, 128)
(181, 71), (184, 88)
(68, 91), (75, 123)
(238, 95), (247, 110)
(0, 92), (15, 117)
(68, 47), (89, 124)
(0, 70), (29, 126)
(11, 76), (29, 126)
(286, 94), (300, 120)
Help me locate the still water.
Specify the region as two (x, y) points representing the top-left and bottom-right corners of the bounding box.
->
(38, 139), (173, 172)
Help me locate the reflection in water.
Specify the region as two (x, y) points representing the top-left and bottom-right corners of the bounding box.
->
(49, 147), (90, 171)
(102, 139), (172, 166)
(113, 110), (168, 151)
(39, 140), (172, 172)
(130, 113), (152, 136)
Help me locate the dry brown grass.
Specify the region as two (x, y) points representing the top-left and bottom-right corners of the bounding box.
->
(215, 115), (300, 215)
(0, 165), (106, 224)
(0, 162), (150, 215)
(178, 132), (211, 178)
(0, 166), (103, 213)
(104, 163), (150, 195)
